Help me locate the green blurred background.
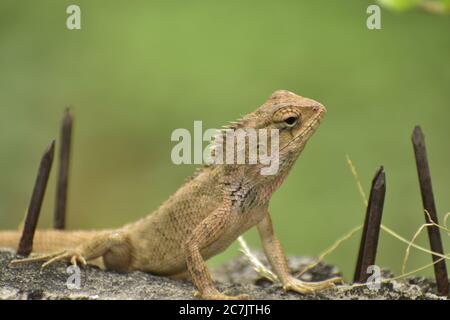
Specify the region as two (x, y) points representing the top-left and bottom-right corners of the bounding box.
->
(1, 0), (449, 281)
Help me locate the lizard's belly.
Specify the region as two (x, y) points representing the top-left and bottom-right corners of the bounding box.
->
(201, 206), (267, 261)
(130, 206), (266, 276)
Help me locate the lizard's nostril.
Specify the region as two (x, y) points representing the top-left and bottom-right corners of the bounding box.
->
(314, 105), (326, 113)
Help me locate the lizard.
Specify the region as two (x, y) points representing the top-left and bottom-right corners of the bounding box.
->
(0, 90), (342, 299)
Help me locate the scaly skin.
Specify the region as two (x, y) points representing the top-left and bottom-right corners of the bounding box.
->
(1, 90), (342, 299)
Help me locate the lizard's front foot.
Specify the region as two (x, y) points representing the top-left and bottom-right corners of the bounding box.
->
(194, 289), (250, 300)
(9, 249), (87, 269)
(282, 276), (343, 295)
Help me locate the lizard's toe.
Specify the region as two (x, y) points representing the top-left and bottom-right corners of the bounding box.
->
(39, 250), (87, 269)
(283, 276), (343, 295)
(70, 253), (87, 267)
(9, 251), (65, 268)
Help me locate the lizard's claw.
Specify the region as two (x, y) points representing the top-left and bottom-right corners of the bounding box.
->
(283, 276), (343, 295)
(42, 250), (87, 269)
(194, 290), (250, 300)
(9, 250), (87, 269)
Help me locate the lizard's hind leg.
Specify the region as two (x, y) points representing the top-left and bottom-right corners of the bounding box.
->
(10, 231), (132, 271)
(9, 249), (87, 268)
(9, 250), (69, 266)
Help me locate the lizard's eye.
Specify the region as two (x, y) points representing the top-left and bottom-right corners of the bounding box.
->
(284, 116), (298, 127)
(273, 108), (301, 127)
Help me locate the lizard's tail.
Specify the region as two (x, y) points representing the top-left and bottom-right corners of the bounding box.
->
(0, 229), (102, 254)
(0, 231), (20, 250)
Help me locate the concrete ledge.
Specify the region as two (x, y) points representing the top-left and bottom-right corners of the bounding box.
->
(0, 250), (443, 300)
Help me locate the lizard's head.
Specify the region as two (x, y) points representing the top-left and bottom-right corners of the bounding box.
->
(217, 90), (326, 180)
(258, 89), (326, 154)
(252, 89), (326, 177)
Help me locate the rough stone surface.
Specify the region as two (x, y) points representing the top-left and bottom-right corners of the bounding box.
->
(0, 249), (445, 300)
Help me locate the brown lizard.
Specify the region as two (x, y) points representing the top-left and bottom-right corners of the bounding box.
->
(0, 90), (341, 299)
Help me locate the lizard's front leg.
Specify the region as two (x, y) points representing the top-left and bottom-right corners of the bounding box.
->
(257, 210), (342, 295)
(185, 208), (249, 300)
(10, 231), (132, 271)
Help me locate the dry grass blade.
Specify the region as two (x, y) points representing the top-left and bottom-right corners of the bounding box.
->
(237, 236), (278, 282)
(297, 225), (362, 277)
